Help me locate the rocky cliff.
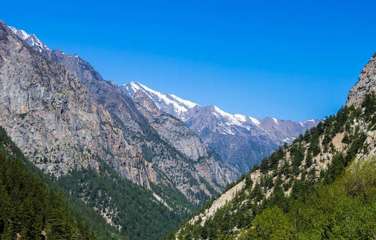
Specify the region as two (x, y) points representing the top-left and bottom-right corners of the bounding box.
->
(347, 54), (376, 107)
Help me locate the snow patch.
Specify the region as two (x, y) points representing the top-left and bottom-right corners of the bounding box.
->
(249, 116), (261, 125)
(169, 94), (198, 108)
(234, 114), (248, 122)
(124, 81), (198, 116)
(8, 25), (50, 53)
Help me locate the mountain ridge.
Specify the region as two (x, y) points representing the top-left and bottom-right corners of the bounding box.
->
(125, 81), (316, 128)
(124, 81), (319, 174)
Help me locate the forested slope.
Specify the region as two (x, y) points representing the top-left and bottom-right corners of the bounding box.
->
(238, 157), (376, 239)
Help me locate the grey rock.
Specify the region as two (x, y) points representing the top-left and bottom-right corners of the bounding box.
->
(0, 23), (231, 206)
(347, 54), (376, 107)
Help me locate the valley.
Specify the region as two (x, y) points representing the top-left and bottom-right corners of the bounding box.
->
(0, 4), (374, 239)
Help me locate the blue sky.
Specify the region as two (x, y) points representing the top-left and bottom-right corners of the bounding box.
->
(2, 0), (376, 120)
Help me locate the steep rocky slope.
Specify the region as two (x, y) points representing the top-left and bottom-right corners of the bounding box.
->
(0, 22), (234, 239)
(125, 86), (237, 188)
(125, 81), (318, 175)
(347, 53), (376, 107)
(174, 54), (376, 239)
(4, 23), (234, 200)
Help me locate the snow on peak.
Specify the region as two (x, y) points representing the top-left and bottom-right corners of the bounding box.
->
(8, 25), (49, 53)
(234, 114), (248, 123)
(124, 81), (198, 118)
(211, 106), (260, 129)
(212, 106), (234, 119)
(169, 94), (197, 109)
(126, 81), (142, 93)
(249, 116), (261, 125)
(299, 119), (318, 127)
(305, 119), (316, 123)
(123, 82), (283, 136)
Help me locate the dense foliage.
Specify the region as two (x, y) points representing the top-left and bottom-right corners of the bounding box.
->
(239, 158), (376, 239)
(58, 162), (192, 240)
(0, 127), (97, 239)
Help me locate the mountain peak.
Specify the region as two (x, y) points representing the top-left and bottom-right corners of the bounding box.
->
(8, 25), (49, 53)
(209, 105), (259, 127)
(125, 81), (144, 95)
(123, 81), (198, 119)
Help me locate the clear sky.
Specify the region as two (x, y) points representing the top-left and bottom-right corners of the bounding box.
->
(2, 0), (376, 120)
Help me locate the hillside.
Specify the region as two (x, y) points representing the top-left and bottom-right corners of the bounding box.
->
(174, 54), (376, 239)
(0, 126), (125, 239)
(237, 157), (376, 239)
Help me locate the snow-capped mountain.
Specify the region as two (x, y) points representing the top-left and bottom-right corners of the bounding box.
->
(124, 82), (265, 130)
(125, 81), (198, 120)
(124, 81), (319, 173)
(124, 81), (317, 139)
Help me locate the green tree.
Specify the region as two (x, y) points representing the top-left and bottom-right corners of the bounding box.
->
(239, 207), (294, 240)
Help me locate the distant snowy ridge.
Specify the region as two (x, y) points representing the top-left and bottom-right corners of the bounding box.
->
(124, 81), (265, 127)
(125, 81), (198, 120)
(123, 81), (316, 136)
(123, 81), (319, 174)
(8, 26), (49, 53)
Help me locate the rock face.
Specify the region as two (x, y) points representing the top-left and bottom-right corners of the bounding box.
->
(347, 54), (376, 107)
(0, 23), (101, 176)
(185, 106), (277, 173)
(125, 81), (319, 175)
(1, 22), (233, 206)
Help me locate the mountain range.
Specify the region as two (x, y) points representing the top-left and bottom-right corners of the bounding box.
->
(124, 81), (318, 174)
(0, 21), (318, 239)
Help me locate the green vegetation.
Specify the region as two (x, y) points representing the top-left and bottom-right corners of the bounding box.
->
(238, 158), (376, 239)
(58, 161), (192, 240)
(238, 207), (294, 240)
(0, 127), (99, 239)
